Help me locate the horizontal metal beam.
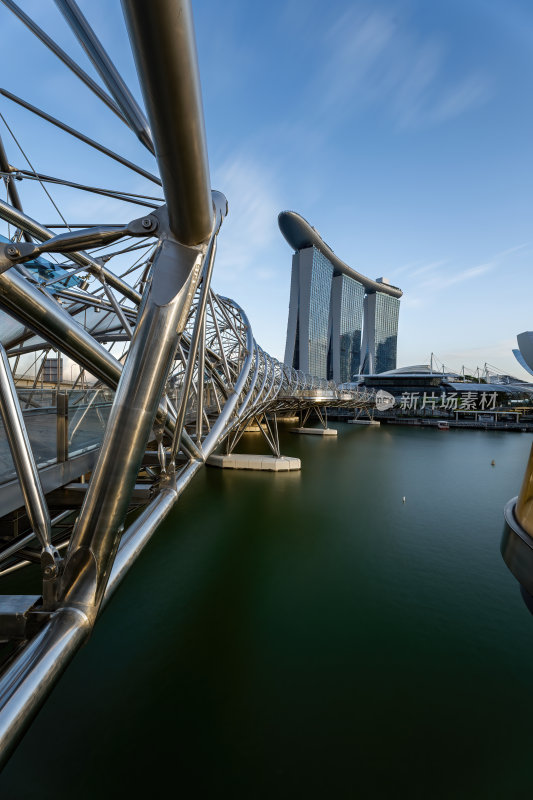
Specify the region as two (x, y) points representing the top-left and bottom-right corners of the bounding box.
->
(0, 447), (99, 520)
(0, 197), (141, 304)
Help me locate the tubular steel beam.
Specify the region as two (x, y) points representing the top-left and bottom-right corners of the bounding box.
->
(0, 262), (199, 458)
(122, 0), (213, 244)
(0, 268), (123, 386)
(54, 0), (154, 153)
(0, 133), (32, 243)
(0, 89), (160, 188)
(0, 608), (90, 769)
(0, 345), (51, 551)
(0, 0), (126, 123)
(0, 197), (141, 304)
(58, 233), (207, 619)
(16, 170), (162, 209)
(170, 235), (218, 457)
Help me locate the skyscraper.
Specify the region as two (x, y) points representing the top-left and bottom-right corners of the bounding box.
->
(284, 245), (334, 376)
(360, 285), (401, 375)
(280, 211), (402, 379)
(330, 272), (365, 383)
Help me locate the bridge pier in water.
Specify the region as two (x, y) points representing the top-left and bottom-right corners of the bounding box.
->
(290, 405), (338, 436)
(208, 412), (301, 471)
(207, 454), (301, 471)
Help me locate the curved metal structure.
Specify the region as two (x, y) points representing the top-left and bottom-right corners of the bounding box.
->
(278, 210), (403, 298)
(514, 332), (533, 377)
(0, 0), (377, 765)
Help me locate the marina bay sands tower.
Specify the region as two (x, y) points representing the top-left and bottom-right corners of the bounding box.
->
(280, 212), (403, 380)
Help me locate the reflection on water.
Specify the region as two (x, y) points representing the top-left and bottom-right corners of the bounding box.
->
(1, 424), (533, 798)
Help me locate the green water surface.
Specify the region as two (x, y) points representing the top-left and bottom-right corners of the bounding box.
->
(1, 424), (532, 798)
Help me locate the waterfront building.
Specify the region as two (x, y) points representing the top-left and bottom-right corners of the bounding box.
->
(513, 348), (533, 377)
(284, 245), (334, 376)
(515, 332), (533, 377)
(280, 211), (402, 379)
(330, 272), (365, 383)
(360, 364), (533, 420)
(360, 286), (401, 375)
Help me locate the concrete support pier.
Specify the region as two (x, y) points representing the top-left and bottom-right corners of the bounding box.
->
(290, 427), (337, 436)
(207, 454), (301, 471)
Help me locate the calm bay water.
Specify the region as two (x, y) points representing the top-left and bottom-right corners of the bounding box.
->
(2, 424), (533, 798)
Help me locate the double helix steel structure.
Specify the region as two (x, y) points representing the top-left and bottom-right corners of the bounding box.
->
(0, 0), (376, 764)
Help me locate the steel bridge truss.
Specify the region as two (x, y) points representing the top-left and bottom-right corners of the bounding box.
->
(0, 0), (375, 765)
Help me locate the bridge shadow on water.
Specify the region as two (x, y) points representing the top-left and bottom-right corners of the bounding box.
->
(2, 424), (533, 798)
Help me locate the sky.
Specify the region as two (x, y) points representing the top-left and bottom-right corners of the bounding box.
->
(0, 0), (532, 378)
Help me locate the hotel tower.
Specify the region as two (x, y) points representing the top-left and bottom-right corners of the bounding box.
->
(280, 211), (402, 380)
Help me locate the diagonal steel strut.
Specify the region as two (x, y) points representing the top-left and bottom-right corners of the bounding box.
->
(58, 0), (218, 619)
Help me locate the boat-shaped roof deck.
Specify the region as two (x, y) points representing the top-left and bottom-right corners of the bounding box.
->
(278, 211), (403, 299)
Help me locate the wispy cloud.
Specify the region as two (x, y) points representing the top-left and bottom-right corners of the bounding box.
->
(429, 73), (491, 125)
(394, 259), (424, 276)
(399, 243), (528, 308)
(420, 261), (494, 292)
(409, 259), (448, 278)
(316, 3), (491, 129)
(490, 243), (529, 260)
(211, 154), (282, 283)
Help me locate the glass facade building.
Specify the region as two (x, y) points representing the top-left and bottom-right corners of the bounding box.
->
(374, 293), (400, 374)
(281, 212), (402, 380)
(361, 291), (401, 374)
(338, 275), (364, 382)
(284, 248), (366, 381)
(308, 248), (334, 377)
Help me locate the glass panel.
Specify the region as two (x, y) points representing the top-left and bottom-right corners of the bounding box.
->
(68, 388), (113, 454)
(374, 293), (400, 373)
(308, 248), (333, 379)
(339, 275), (364, 382)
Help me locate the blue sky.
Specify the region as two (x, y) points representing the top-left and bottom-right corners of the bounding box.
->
(0, 0), (532, 377)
